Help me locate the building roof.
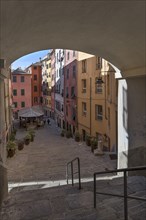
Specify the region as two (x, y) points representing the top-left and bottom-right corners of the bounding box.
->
(18, 106), (44, 118)
(12, 67), (29, 75)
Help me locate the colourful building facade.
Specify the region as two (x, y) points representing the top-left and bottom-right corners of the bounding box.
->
(77, 56), (117, 152)
(64, 50), (78, 133)
(11, 68), (32, 118)
(27, 63), (42, 106)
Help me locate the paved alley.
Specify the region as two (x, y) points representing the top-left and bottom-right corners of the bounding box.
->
(7, 119), (116, 185)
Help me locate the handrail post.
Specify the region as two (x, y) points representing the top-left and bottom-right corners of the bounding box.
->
(71, 162), (74, 186)
(66, 165), (68, 184)
(124, 170), (128, 220)
(78, 158), (81, 189)
(94, 173), (96, 208)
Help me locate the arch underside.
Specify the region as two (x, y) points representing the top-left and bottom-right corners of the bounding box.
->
(0, 0), (145, 77)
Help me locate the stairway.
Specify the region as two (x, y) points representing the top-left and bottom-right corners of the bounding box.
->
(0, 176), (146, 220)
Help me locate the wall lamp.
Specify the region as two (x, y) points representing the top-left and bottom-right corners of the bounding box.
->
(96, 70), (115, 85)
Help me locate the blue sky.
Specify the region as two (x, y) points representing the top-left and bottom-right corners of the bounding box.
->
(11, 50), (50, 70)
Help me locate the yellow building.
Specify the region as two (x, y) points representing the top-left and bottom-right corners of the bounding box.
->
(77, 56), (117, 152)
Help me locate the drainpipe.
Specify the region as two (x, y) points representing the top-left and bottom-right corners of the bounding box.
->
(90, 77), (92, 135)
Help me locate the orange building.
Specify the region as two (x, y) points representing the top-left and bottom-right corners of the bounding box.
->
(27, 62), (42, 106)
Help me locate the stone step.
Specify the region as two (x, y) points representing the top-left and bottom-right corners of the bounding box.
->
(1, 176), (145, 220)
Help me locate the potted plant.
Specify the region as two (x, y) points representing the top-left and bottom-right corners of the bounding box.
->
(10, 132), (15, 141)
(28, 129), (35, 142)
(24, 134), (31, 145)
(66, 130), (72, 138)
(17, 139), (24, 150)
(7, 141), (16, 157)
(60, 129), (65, 137)
(75, 131), (80, 142)
(86, 135), (91, 146)
(91, 138), (97, 152)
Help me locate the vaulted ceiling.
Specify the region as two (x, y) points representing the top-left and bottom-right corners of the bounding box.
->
(0, 0), (145, 77)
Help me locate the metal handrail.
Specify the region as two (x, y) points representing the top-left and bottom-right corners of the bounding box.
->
(66, 157), (81, 190)
(94, 166), (146, 220)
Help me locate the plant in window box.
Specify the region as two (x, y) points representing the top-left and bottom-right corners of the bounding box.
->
(24, 134), (31, 145)
(17, 139), (24, 150)
(75, 131), (80, 142)
(7, 141), (16, 157)
(86, 135), (91, 146)
(91, 138), (97, 152)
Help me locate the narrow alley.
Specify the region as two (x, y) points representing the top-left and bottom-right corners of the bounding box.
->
(7, 118), (116, 186)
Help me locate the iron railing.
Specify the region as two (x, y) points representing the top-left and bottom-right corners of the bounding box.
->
(66, 157), (81, 190)
(94, 166), (146, 220)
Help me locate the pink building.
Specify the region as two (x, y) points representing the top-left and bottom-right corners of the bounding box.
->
(50, 49), (56, 119)
(64, 50), (78, 134)
(11, 68), (32, 118)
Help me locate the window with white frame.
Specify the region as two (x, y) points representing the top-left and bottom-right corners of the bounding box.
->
(96, 56), (102, 69)
(82, 79), (86, 93)
(82, 102), (87, 116)
(95, 105), (103, 120)
(82, 60), (87, 73)
(95, 77), (103, 93)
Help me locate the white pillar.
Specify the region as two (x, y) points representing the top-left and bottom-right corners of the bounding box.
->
(118, 75), (146, 169)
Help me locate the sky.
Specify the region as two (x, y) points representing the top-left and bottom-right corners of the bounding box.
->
(11, 50), (50, 70)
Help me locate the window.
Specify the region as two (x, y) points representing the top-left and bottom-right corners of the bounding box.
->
(82, 102), (87, 116)
(71, 87), (75, 98)
(13, 89), (17, 96)
(82, 60), (87, 73)
(21, 89), (25, 96)
(95, 105), (103, 120)
(21, 102), (25, 108)
(66, 87), (69, 98)
(72, 107), (76, 121)
(59, 68), (61, 77)
(34, 66), (37, 70)
(13, 75), (17, 82)
(21, 76), (24, 82)
(46, 64), (48, 69)
(66, 106), (68, 116)
(96, 57), (102, 69)
(34, 86), (37, 92)
(73, 65), (76, 78)
(61, 104), (64, 112)
(107, 74), (110, 95)
(34, 97), (38, 103)
(55, 100), (61, 111)
(14, 102), (17, 108)
(73, 50), (76, 57)
(34, 75), (37, 80)
(49, 63), (51, 68)
(82, 79), (86, 93)
(67, 69), (69, 79)
(67, 52), (70, 60)
(95, 78), (103, 93)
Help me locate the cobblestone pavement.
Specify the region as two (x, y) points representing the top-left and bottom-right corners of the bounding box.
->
(7, 119), (116, 183)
